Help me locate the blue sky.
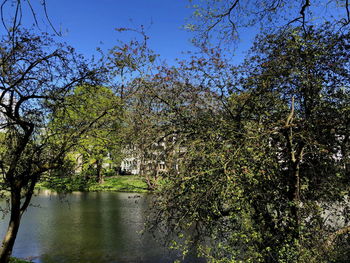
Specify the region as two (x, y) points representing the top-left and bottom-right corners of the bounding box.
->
(0, 1), (346, 66)
(5, 0), (254, 65)
(37, 0), (199, 63)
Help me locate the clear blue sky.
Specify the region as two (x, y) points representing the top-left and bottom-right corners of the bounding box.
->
(38, 0), (198, 63)
(11, 0), (254, 65)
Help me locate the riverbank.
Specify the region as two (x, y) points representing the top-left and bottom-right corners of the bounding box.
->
(37, 175), (149, 193)
(10, 258), (31, 263)
(88, 176), (149, 192)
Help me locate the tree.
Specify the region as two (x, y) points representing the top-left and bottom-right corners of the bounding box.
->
(106, 28), (165, 189)
(239, 25), (350, 260)
(186, 0), (350, 46)
(0, 29), (101, 263)
(51, 85), (124, 185)
(149, 24), (350, 262)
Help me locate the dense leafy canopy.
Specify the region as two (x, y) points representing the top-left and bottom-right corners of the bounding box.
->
(48, 85), (124, 186)
(149, 24), (350, 262)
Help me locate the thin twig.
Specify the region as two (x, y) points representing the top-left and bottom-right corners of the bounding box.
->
(42, 0), (61, 36)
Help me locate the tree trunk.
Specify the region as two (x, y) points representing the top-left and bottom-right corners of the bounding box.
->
(0, 190), (22, 263)
(289, 162), (301, 239)
(96, 159), (104, 184)
(282, 97), (303, 240)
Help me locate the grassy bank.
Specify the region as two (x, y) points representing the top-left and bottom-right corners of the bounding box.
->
(88, 176), (149, 192)
(37, 175), (149, 193)
(10, 258), (32, 263)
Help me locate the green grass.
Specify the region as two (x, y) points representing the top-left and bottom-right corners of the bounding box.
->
(88, 175), (149, 192)
(36, 175), (150, 193)
(10, 258), (32, 263)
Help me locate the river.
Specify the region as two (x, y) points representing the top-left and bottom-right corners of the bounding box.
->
(0, 191), (204, 263)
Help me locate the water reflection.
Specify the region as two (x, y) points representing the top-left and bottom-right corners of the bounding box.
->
(0, 192), (204, 263)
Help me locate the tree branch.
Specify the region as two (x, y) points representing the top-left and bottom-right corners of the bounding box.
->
(324, 225), (350, 250)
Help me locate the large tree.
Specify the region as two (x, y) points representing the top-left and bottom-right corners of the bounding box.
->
(52, 85), (124, 185)
(0, 29), (102, 263)
(150, 24), (350, 262)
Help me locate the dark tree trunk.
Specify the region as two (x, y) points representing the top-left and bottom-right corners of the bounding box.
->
(96, 159), (104, 184)
(288, 162), (301, 239)
(0, 177), (36, 263)
(0, 190), (22, 263)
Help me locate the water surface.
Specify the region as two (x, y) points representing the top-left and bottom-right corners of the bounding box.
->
(0, 191), (203, 263)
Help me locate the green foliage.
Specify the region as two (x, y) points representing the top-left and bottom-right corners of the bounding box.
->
(41, 175), (93, 192)
(9, 258), (32, 263)
(0, 28), (102, 262)
(149, 24), (350, 262)
(49, 85), (124, 183)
